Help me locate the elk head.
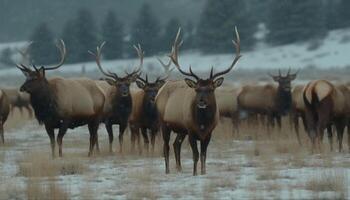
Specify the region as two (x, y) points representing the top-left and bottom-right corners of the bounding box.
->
(89, 42), (143, 97)
(136, 74), (167, 104)
(269, 68), (298, 92)
(170, 27), (241, 109)
(16, 40), (66, 94)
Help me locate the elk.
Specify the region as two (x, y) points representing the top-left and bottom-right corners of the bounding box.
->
(0, 89), (10, 143)
(129, 74), (167, 153)
(89, 42), (143, 153)
(2, 88), (33, 117)
(303, 80), (350, 152)
(237, 69), (297, 131)
(16, 40), (105, 157)
(156, 27), (241, 175)
(291, 84), (307, 145)
(215, 85), (240, 134)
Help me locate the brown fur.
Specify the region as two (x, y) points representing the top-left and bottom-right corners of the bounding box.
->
(0, 89), (10, 143)
(20, 74), (105, 157)
(2, 88), (33, 117)
(303, 80), (350, 152)
(291, 85), (307, 145)
(156, 80), (220, 175)
(215, 86), (240, 134)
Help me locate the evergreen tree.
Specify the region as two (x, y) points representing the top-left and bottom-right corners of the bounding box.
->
(0, 48), (13, 67)
(101, 10), (124, 60)
(266, 0), (326, 45)
(325, 0), (340, 30)
(61, 19), (79, 63)
(160, 17), (181, 52)
(197, 0), (257, 53)
(183, 20), (196, 50)
(130, 3), (160, 56)
(73, 8), (98, 63)
(338, 0), (350, 28)
(28, 23), (57, 65)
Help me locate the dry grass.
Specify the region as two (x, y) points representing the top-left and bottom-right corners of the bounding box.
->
(17, 151), (86, 177)
(26, 178), (69, 200)
(304, 170), (348, 196)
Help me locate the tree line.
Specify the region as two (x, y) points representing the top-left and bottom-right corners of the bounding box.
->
(1, 0), (350, 66)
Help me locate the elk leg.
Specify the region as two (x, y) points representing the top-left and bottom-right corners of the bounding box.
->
(57, 122), (69, 157)
(150, 128), (158, 153)
(162, 125), (171, 174)
(26, 106), (33, 118)
(293, 113), (302, 145)
(335, 122), (345, 152)
(118, 122), (127, 153)
(200, 134), (211, 175)
(94, 133), (100, 154)
(130, 124), (139, 154)
(188, 134), (199, 176)
(232, 112), (240, 136)
(45, 124), (55, 158)
(347, 124), (350, 152)
(326, 125), (333, 152)
(173, 133), (186, 172)
(141, 128), (149, 152)
(105, 122), (114, 153)
(88, 122), (99, 156)
(276, 115), (282, 131)
(0, 119), (4, 144)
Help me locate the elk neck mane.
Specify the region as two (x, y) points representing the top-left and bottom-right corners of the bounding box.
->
(276, 85), (292, 115)
(111, 91), (132, 118)
(191, 96), (217, 137)
(142, 96), (158, 122)
(29, 82), (59, 124)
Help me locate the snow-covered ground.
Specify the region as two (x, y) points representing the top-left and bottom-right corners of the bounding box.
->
(0, 114), (349, 199)
(0, 28), (350, 77)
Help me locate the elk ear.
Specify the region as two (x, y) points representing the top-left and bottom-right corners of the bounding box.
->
(38, 67), (45, 77)
(213, 77), (224, 88)
(272, 76), (280, 82)
(157, 80), (166, 88)
(184, 78), (196, 88)
(129, 74), (138, 83)
(104, 78), (115, 85)
(20, 69), (31, 77)
(136, 80), (145, 89)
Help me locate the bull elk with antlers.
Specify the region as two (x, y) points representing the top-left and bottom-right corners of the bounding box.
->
(156, 27), (241, 175)
(237, 69), (298, 131)
(16, 40), (105, 157)
(89, 42), (142, 153)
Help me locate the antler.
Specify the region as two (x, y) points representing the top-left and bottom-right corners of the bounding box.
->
(137, 74), (148, 83)
(17, 41), (33, 65)
(88, 42), (117, 79)
(169, 28), (199, 80)
(157, 57), (174, 74)
(44, 39), (66, 70)
(127, 44), (144, 76)
(211, 26), (242, 79)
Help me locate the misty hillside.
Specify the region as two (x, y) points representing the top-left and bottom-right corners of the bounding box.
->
(0, 0), (205, 42)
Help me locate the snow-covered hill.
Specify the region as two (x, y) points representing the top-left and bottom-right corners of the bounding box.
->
(0, 28), (349, 77)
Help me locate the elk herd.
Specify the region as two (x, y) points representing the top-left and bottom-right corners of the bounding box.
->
(0, 27), (349, 176)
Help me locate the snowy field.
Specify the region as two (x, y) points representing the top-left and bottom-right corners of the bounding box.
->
(0, 111), (349, 199)
(0, 28), (350, 78)
(0, 28), (349, 199)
